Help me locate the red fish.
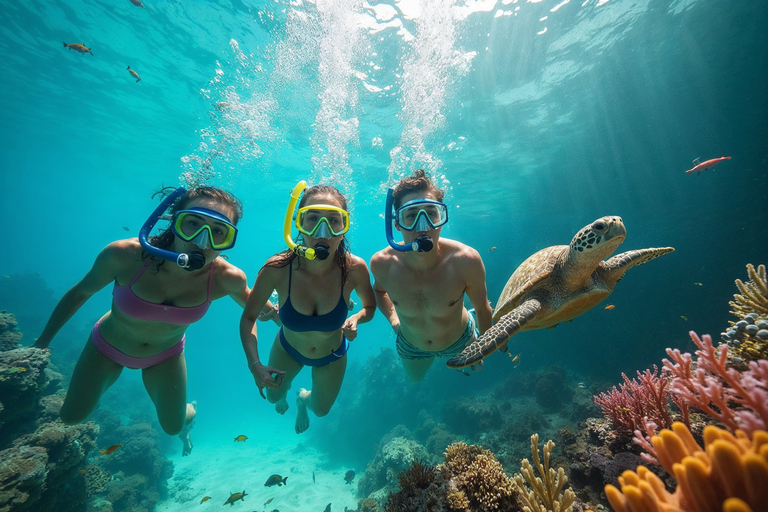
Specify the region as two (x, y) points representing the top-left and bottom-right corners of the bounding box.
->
(685, 155), (731, 175)
(99, 443), (122, 455)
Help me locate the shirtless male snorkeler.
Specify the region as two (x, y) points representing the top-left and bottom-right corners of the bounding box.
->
(370, 169), (493, 382)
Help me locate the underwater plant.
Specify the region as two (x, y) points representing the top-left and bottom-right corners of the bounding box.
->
(512, 434), (575, 512)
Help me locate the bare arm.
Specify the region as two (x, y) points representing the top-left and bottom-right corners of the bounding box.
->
(341, 257), (377, 341)
(463, 250), (493, 335)
(370, 252), (400, 332)
(34, 241), (128, 348)
(239, 266), (285, 398)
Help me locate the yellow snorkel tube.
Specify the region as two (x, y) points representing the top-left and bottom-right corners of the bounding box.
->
(283, 181), (329, 261)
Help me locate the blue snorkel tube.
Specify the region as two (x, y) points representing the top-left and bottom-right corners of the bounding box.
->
(139, 187), (206, 271)
(386, 188), (433, 253)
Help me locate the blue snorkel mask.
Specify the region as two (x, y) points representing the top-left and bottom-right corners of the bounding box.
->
(385, 188), (442, 253)
(139, 187), (238, 271)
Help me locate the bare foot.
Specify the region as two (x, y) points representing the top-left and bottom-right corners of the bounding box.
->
(179, 401), (197, 457)
(295, 389), (311, 434)
(275, 396), (289, 415)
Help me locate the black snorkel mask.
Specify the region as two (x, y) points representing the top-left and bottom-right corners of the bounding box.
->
(385, 188), (434, 253)
(138, 187), (206, 271)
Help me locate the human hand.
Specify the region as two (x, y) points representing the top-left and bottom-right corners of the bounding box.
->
(258, 304), (279, 322)
(342, 318), (359, 341)
(250, 362), (286, 399)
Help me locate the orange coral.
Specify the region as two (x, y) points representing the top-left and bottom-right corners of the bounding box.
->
(605, 422), (768, 512)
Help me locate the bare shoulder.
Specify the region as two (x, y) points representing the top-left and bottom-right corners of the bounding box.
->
(348, 253), (370, 274)
(441, 238), (483, 262)
(213, 257), (247, 286)
(369, 247), (397, 274)
(101, 238), (144, 265)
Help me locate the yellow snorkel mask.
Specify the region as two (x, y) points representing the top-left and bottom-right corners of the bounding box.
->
(284, 180), (350, 261)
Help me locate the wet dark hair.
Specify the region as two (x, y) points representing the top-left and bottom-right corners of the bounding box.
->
(143, 186), (243, 267)
(391, 169), (445, 210)
(263, 184), (350, 287)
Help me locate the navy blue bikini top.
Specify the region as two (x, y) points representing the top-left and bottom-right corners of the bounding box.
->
(279, 264), (348, 333)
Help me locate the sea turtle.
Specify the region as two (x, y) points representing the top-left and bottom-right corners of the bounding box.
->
(446, 216), (674, 368)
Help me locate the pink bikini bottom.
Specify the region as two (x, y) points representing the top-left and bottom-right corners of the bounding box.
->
(91, 320), (185, 369)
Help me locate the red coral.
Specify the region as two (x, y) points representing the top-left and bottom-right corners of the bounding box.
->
(594, 365), (674, 435)
(663, 331), (768, 437)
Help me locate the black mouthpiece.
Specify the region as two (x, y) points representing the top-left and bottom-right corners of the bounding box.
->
(416, 236), (433, 252)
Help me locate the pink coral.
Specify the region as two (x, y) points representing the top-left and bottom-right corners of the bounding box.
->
(593, 365), (674, 435)
(663, 331), (768, 437)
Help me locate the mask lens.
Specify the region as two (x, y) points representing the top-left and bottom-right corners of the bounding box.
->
(396, 200), (447, 231)
(172, 210), (237, 250)
(297, 206), (349, 236)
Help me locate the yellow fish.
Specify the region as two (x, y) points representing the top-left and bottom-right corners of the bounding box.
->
(489, 247), (498, 252)
(604, 304), (615, 310)
(680, 315), (688, 321)
(9, 367), (27, 373)
(576, 382), (587, 389)
(234, 435), (248, 442)
(693, 282), (703, 286)
(508, 353), (520, 363)
(200, 496), (211, 504)
(63, 42), (93, 55)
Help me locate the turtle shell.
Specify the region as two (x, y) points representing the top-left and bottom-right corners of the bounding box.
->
(492, 245), (567, 323)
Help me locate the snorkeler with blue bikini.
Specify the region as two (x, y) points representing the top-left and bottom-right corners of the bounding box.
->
(240, 181), (376, 434)
(370, 169), (493, 382)
(34, 186), (278, 456)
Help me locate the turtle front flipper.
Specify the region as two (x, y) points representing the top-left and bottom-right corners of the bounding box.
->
(602, 247), (675, 284)
(446, 299), (541, 368)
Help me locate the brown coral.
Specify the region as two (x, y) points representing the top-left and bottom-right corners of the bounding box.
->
(513, 434), (575, 512)
(444, 442), (520, 511)
(729, 264), (768, 319)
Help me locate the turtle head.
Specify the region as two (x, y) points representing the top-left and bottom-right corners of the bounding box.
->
(569, 216), (626, 260)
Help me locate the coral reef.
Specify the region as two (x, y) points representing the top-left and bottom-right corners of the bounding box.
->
(605, 422), (768, 512)
(512, 434), (576, 512)
(729, 263), (768, 319)
(722, 312), (768, 365)
(0, 312), (22, 351)
(357, 432), (430, 501)
(383, 442), (520, 512)
(663, 331), (767, 437)
(593, 366), (676, 436)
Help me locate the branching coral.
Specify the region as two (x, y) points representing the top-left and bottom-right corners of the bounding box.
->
(663, 331), (768, 437)
(594, 366), (675, 435)
(512, 434), (575, 512)
(605, 422), (768, 512)
(729, 264), (768, 319)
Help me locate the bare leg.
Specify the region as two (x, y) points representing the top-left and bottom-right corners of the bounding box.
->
(178, 401), (196, 456)
(60, 336), (124, 424)
(142, 352), (187, 438)
(265, 333), (303, 415)
(400, 357), (435, 383)
(295, 355), (346, 434)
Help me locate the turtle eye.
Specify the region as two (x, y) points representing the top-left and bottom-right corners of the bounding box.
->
(593, 221), (607, 232)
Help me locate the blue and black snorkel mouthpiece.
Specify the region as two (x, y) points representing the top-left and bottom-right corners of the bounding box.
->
(386, 188), (433, 253)
(139, 187), (206, 271)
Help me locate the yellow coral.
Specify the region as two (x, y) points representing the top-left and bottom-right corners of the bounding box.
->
(605, 422), (768, 512)
(729, 264), (768, 319)
(512, 434), (575, 512)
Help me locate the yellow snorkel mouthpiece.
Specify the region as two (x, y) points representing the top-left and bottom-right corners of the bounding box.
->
(283, 181), (329, 260)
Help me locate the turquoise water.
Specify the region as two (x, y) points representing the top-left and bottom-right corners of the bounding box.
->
(1, 0), (766, 510)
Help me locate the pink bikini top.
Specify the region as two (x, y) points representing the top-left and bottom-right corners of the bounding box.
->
(113, 260), (213, 325)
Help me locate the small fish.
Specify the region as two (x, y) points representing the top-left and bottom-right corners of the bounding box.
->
(576, 382), (587, 389)
(604, 304), (615, 310)
(693, 282), (703, 286)
(223, 491), (247, 506)
(685, 155), (731, 175)
(489, 247), (497, 252)
(63, 41), (93, 55)
(79, 469), (86, 474)
(732, 356), (744, 364)
(313, 470), (315, 483)
(199, 496), (211, 504)
(344, 470), (355, 484)
(680, 315), (688, 321)
(215, 101), (231, 110)
(127, 66), (141, 82)
(8, 366), (27, 373)
(264, 497), (274, 506)
(99, 443), (122, 455)
(324, 504), (332, 512)
(129, 0), (145, 7)
(508, 353), (520, 363)
(264, 474), (287, 487)
(234, 435), (248, 442)
(122, 226), (130, 231)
